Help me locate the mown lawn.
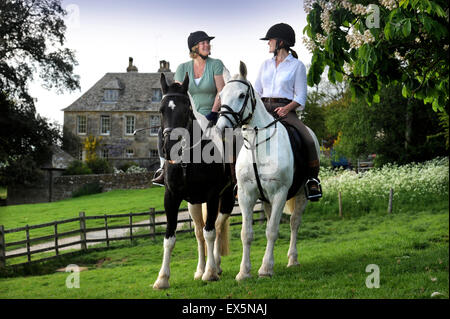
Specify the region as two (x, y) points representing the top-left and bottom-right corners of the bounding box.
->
(0, 205), (447, 299)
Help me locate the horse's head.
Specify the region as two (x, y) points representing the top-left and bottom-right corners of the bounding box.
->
(159, 72), (193, 161)
(216, 61), (257, 133)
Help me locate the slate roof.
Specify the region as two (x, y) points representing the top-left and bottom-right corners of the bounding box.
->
(62, 72), (174, 112)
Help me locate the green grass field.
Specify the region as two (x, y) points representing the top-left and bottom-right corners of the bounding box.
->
(0, 158), (448, 298)
(0, 206), (447, 298)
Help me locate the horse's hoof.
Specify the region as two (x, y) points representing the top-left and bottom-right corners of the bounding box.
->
(258, 267), (273, 278)
(217, 266), (223, 275)
(235, 272), (251, 281)
(202, 268), (219, 281)
(153, 277), (170, 290)
(287, 260), (300, 267)
(194, 270), (204, 280)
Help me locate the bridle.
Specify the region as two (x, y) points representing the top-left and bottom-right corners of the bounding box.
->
(218, 80), (257, 129)
(160, 92), (202, 164)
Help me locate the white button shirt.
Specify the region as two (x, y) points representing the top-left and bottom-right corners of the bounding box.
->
(254, 53), (307, 111)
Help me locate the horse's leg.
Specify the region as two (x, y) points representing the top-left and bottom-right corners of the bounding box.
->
(287, 192), (307, 267)
(235, 186), (258, 281)
(202, 196), (220, 281)
(188, 203), (206, 280)
(258, 190), (288, 277)
(153, 192), (182, 289)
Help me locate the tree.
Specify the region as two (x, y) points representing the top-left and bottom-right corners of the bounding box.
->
(303, 0), (449, 149)
(0, 92), (60, 185)
(324, 84), (447, 166)
(0, 0), (80, 185)
(0, 0), (80, 109)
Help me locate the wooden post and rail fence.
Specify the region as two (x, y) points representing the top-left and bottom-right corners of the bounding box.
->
(0, 204), (265, 268)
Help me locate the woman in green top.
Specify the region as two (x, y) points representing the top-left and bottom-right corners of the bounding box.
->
(152, 30), (226, 185)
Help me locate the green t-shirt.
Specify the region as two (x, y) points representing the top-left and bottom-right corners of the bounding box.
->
(174, 58), (224, 115)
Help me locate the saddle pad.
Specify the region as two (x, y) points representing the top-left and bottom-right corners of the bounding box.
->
(283, 123), (308, 199)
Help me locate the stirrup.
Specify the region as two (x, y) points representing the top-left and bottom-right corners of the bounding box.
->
(305, 178), (322, 201)
(152, 168), (165, 187)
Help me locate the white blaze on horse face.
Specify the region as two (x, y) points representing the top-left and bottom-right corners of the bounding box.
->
(168, 100), (176, 110)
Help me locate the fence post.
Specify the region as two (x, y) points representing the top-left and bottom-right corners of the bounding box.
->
(104, 215), (109, 248)
(149, 208), (156, 240)
(25, 224), (31, 262)
(338, 191), (343, 218)
(0, 225), (6, 268)
(54, 222), (59, 256)
(129, 213), (133, 243)
(388, 188), (394, 214)
(79, 212), (87, 251)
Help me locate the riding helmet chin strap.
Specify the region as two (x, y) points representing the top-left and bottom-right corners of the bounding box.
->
(193, 48), (209, 60)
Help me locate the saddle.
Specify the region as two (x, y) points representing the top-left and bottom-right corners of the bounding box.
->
(282, 122), (308, 200)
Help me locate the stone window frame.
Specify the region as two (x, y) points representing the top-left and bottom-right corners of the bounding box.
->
(100, 115), (111, 135)
(77, 115), (87, 135)
(124, 114), (136, 136)
(151, 88), (162, 102)
(149, 149), (158, 158)
(125, 148), (134, 158)
(101, 147), (109, 159)
(104, 89), (119, 102)
(149, 115), (160, 136)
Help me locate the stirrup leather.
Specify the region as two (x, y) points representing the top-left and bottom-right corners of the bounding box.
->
(305, 178), (322, 200)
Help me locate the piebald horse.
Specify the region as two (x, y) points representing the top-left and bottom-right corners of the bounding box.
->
(216, 62), (320, 280)
(153, 73), (235, 289)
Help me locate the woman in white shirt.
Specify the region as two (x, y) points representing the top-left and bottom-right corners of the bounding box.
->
(255, 23), (322, 201)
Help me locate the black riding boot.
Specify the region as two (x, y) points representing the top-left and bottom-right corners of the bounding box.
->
(152, 128), (165, 186)
(305, 163), (322, 201)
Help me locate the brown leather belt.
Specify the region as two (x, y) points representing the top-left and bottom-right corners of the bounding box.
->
(261, 97), (292, 104)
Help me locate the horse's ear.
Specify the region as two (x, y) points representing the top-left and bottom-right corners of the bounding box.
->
(181, 72), (189, 93)
(222, 66), (231, 83)
(160, 73), (169, 95)
(239, 61), (247, 80)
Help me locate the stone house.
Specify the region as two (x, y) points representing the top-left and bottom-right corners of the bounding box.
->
(62, 58), (173, 170)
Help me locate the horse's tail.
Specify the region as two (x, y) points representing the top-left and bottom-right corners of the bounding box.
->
(283, 197), (296, 215)
(218, 217), (230, 256)
(201, 202), (230, 256)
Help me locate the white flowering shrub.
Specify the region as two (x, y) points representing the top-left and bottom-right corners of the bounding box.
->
(316, 157), (449, 215)
(126, 165), (147, 174)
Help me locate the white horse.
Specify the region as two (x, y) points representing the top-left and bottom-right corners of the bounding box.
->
(216, 62), (320, 280)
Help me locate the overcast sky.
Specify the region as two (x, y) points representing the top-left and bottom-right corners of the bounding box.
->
(29, 0), (312, 125)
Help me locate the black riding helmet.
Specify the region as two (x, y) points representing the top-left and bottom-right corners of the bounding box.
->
(260, 23), (296, 47)
(187, 31), (215, 52)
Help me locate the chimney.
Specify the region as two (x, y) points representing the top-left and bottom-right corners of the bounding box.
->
(158, 60), (171, 72)
(127, 57), (138, 72)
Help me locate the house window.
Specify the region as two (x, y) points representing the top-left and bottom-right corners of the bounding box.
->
(125, 115), (135, 135)
(78, 148), (83, 160)
(152, 88), (162, 102)
(101, 147), (109, 159)
(149, 149), (158, 158)
(77, 115), (87, 135)
(150, 115), (160, 136)
(100, 115), (111, 135)
(104, 89), (119, 102)
(125, 149), (134, 158)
